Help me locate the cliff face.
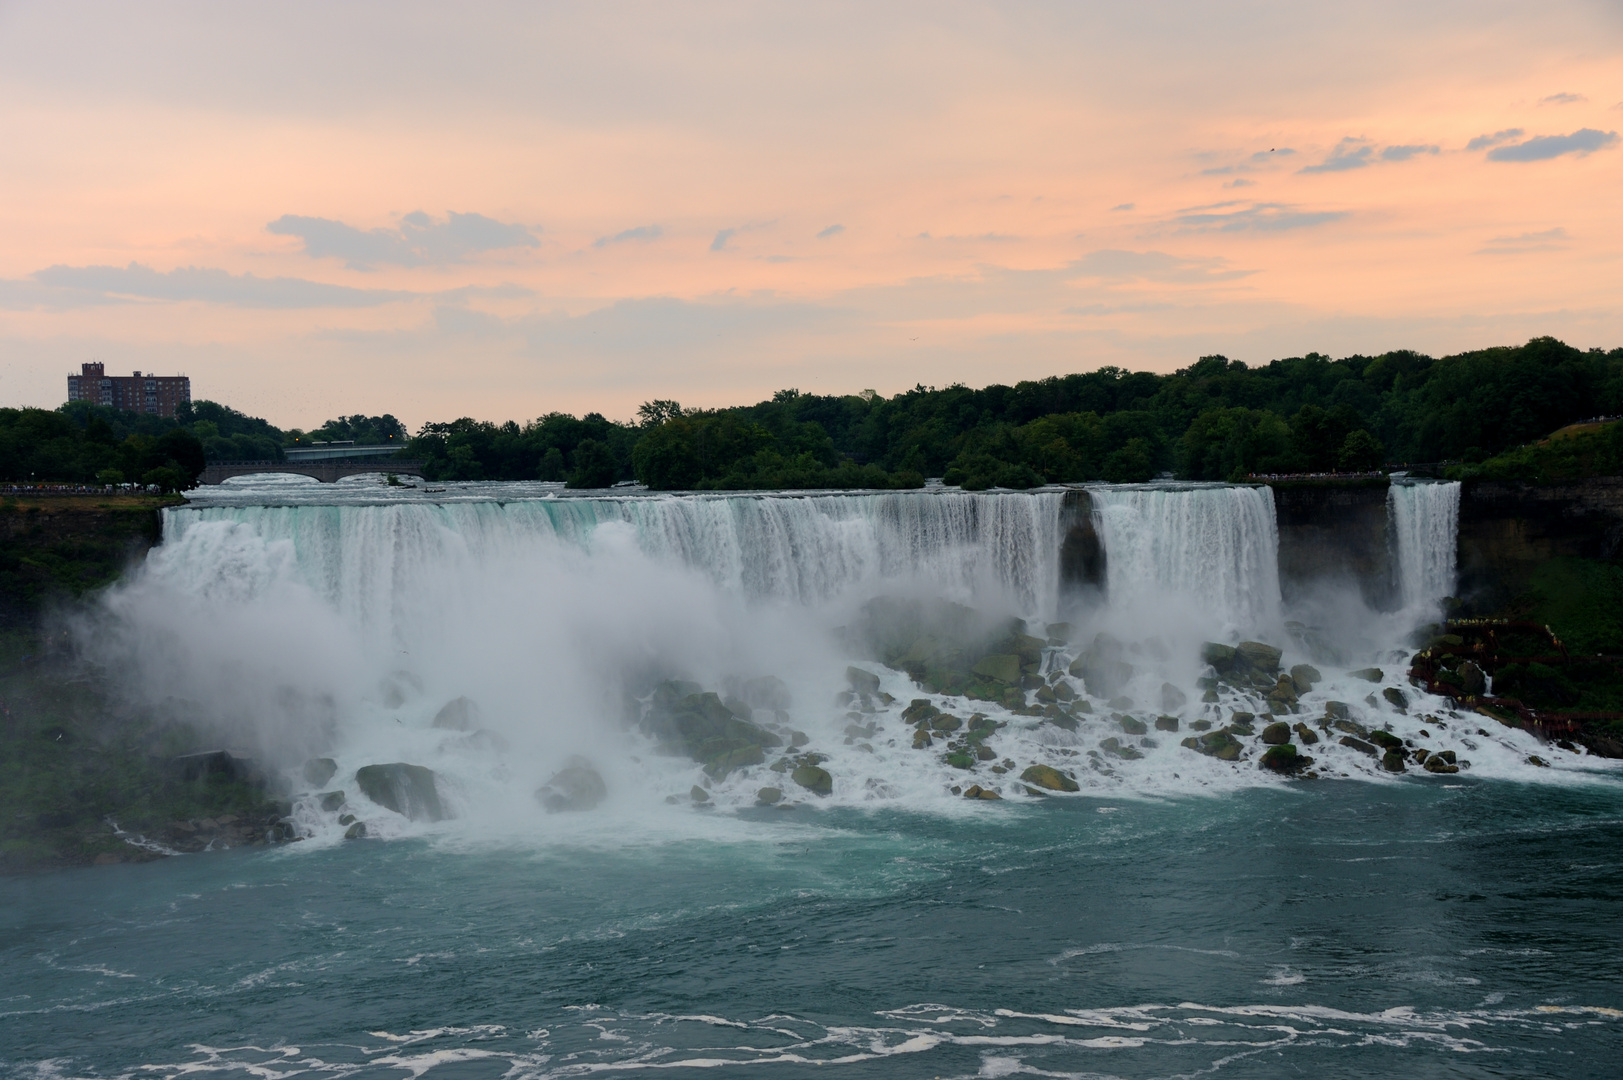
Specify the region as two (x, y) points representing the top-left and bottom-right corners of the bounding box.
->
(1458, 478), (1623, 608)
(1058, 489), (1105, 592)
(0, 496), (170, 626)
(1268, 482), (1394, 607)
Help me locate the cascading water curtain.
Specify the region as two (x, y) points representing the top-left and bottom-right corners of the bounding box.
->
(163, 490), (1068, 622)
(1089, 484), (1283, 631)
(1387, 480), (1462, 611)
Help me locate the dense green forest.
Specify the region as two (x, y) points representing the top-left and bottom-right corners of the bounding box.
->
(4, 337), (1619, 489)
(401, 336), (1623, 488)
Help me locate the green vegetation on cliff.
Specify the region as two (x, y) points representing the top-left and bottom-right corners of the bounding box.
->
(1448, 420), (1623, 483)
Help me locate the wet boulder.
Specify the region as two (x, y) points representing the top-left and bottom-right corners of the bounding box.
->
(962, 784), (1002, 800)
(343, 821), (367, 840)
(1160, 683), (1187, 711)
(1350, 668), (1384, 683)
(1289, 664), (1321, 694)
(1338, 736), (1378, 757)
(1324, 701), (1351, 720)
(1099, 737), (1143, 760)
(1200, 642), (1237, 670)
(1070, 634), (1135, 697)
(1188, 731), (1243, 760)
(791, 765), (833, 796)
(1118, 715), (1148, 735)
(1259, 744), (1311, 773)
(1381, 750), (1407, 773)
(1020, 764), (1080, 792)
(303, 757), (339, 788)
(1458, 662), (1486, 696)
(1235, 641), (1283, 676)
(972, 653), (1023, 685)
(740, 675), (792, 711)
(356, 763), (449, 821)
(318, 790), (345, 812)
(846, 666), (882, 696)
(1154, 715), (1180, 732)
(1383, 687), (1409, 711)
(536, 757), (608, 812)
(1260, 721), (1292, 745)
(1368, 730), (1403, 752)
(690, 785), (711, 804)
(1292, 723), (1321, 746)
(431, 696), (479, 731)
(756, 787), (783, 805)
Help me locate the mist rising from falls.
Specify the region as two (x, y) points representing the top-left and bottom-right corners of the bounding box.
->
(1388, 480), (1462, 611)
(1090, 485), (1282, 634)
(78, 479), (1604, 843)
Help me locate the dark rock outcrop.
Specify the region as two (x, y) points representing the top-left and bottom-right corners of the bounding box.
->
(355, 763), (448, 822)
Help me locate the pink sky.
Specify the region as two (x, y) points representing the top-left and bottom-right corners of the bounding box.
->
(2, 1), (1620, 429)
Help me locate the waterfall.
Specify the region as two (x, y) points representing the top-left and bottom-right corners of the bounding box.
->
(163, 490), (1067, 625)
(1089, 484), (1282, 631)
(1388, 480), (1461, 611)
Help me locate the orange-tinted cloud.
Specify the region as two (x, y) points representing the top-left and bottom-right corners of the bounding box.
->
(0, 1), (1620, 427)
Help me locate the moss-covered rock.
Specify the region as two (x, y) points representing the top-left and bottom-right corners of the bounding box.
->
(1290, 664), (1321, 694)
(1292, 722), (1320, 745)
(1154, 715), (1180, 732)
(756, 786), (783, 805)
(791, 765), (833, 796)
(1350, 667), (1384, 682)
(1099, 736), (1143, 760)
(1382, 687), (1409, 711)
(1381, 750), (1407, 772)
(1260, 721), (1291, 745)
(972, 653), (1023, 685)
(1188, 731), (1243, 760)
(1235, 641), (1283, 675)
(1020, 764), (1079, 792)
(1259, 744), (1311, 773)
(1118, 715), (1147, 735)
(1339, 735), (1377, 756)
(962, 784), (1002, 800)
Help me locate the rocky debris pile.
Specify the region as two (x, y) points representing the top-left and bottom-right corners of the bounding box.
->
(638, 681), (784, 779)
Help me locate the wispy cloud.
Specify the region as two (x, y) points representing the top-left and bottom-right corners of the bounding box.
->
(267, 211), (538, 271)
(7, 262), (415, 309)
(1173, 203), (1346, 233)
(710, 228), (736, 252)
(1466, 128), (1524, 151)
(1540, 92), (1587, 105)
(1486, 128), (1619, 161)
(1300, 138), (1374, 173)
(593, 224), (663, 248)
(816, 224), (844, 239)
(1476, 227), (1571, 255)
(1110, 202), (1136, 211)
(1224, 178), (1255, 188)
(1381, 144), (1439, 161)
(1200, 147), (1294, 177)
(1068, 249), (1253, 283)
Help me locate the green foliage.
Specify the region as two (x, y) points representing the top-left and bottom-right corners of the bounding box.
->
(407, 413), (639, 485)
(0, 407), (209, 488)
(1447, 420), (1623, 483)
(295, 413), (407, 448)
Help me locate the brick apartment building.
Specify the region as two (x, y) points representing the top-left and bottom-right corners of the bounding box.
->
(66, 362), (192, 419)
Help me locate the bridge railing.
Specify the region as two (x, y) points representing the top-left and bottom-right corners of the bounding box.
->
(207, 459), (425, 468)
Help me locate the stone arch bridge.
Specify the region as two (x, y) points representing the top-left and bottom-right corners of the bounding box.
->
(200, 459), (427, 484)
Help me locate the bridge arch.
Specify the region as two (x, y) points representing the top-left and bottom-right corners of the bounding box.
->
(199, 460), (427, 485)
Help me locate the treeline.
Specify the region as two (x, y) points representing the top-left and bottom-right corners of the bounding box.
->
(402, 336), (1623, 488)
(7, 337), (1620, 490)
